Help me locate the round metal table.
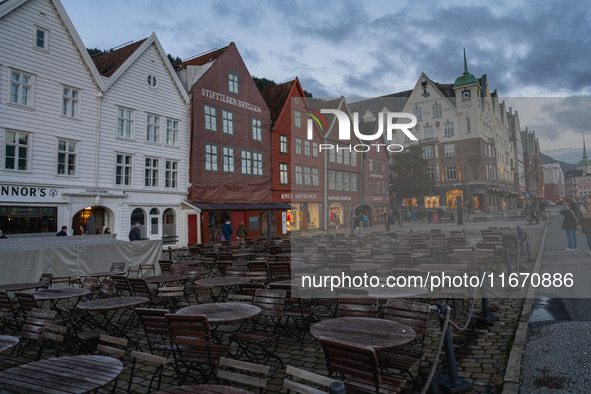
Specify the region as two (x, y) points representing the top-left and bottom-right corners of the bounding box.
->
(33, 288), (91, 302)
(144, 274), (188, 285)
(176, 303), (261, 324)
(80, 270), (126, 278)
(0, 335), (19, 354)
(0, 282), (47, 292)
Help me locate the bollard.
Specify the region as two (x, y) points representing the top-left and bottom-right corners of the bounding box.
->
(504, 248), (513, 276)
(437, 301), (473, 393)
(515, 236), (524, 272)
(476, 266), (499, 324)
(456, 195), (463, 225)
(517, 225), (524, 242)
(329, 381), (346, 394)
(168, 246), (172, 260)
(350, 210), (355, 235)
(524, 231), (534, 262)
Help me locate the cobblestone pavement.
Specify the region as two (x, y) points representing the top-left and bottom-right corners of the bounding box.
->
(2, 211), (546, 393)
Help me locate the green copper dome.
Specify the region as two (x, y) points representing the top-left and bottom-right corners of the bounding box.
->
(577, 138), (591, 166)
(453, 49), (479, 89)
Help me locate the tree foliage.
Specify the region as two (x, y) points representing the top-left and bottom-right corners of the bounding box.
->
(87, 47), (104, 57)
(253, 76), (314, 97)
(390, 144), (435, 201)
(167, 54), (182, 65)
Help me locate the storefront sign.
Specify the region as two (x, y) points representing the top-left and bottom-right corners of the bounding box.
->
(280, 193), (318, 201)
(369, 173), (384, 178)
(0, 185), (62, 202)
(202, 88), (262, 113)
(372, 197), (385, 202)
(328, 196), (352, 201)
(63, 189), (127, 197)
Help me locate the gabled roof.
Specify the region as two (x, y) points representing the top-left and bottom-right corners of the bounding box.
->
(260, 80), (294, 124)
(0, 0), (105, 90)
(92, 39), (147, 77)
(177, 46), (228, 68)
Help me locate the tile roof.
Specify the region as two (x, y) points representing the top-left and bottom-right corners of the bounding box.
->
(92, 38), (147, 77)
(177, 46), (228, 68)
(259, 80), (294, 124)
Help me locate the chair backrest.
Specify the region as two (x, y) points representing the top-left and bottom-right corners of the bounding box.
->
(217, 261), (234, 276)
(170, 263), (187, 275)
(320, 339), (381, 389)
(129, 350), (168, 393)
(383, 299), (431, 337)
(14, 292), (40, 313)
(97, 334), (128, 359)
(81, 277), (100, 296)
(216, 357), (269, 391)
(21, 308), (57, 342)
(185, 267), (204, 281)
(268, 262), (291, 279)
(38, 273), (53, 288)
(136, 308), (169, 353)
(165, 314), (212, 347)
(139, 264), (156, 277)
(111, 275), (132, 295)
(253, 289), (285, 317)
(237, 283), (266, 296)
(227, 294), (253, 304)
(283, 365), (339, 394)
(0, 290), (18, 313)
(226, 266), (248, 277)
(97, 278), (116, 299)
(158, 260), (173, 274)
(338, 296), (379, 318)
(247, 262), (269, 274)
(110, 262), (126, 272)
(158, 285), (185, 299)
(128, 278), (152, 298)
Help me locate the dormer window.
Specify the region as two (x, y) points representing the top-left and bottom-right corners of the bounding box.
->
(34, 26), (48, 51)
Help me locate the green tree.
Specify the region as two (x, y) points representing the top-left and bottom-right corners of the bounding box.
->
(390, 144), (435, 202)
(167, 54), (182, 65)
(87, 47), (104, 57)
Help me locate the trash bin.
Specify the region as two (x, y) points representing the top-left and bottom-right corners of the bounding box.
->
(432, 213), (439, 223)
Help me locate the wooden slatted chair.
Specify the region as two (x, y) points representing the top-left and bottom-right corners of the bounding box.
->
(320, 339), (407, 394)
(135, 308), (173, 356)
(96, 278), (117, 299)
(111, 275), (133, 296)
(165, 314), (233, 385)
(110, 262), (126, 272)
(13, 292), (41, 316)
(216, 357), (269, 394)
(158, 260), (173, 275)
(237, 283), (266, 297)
(337, 296), (379, 318)
(128, 350), (170, 393)
(37, 273), (53, 288)
(268, 283), (314, 348)
(0, 290), (23, 331)
(283, 365), (339, 394)
(96, 334), (128, 393)
(268, 262), (291, 281)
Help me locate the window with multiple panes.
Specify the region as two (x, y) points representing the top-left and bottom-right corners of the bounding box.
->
(432, 103), (442, 117)
(280, 163), (288, 185)
(304, 166), (311, 186)
(351, 151), (357, 166)
(280, 135), (288, 154)
(228, 71), (239, 94)
(4, 131), (29, 171)
(312, 167), (319, 186)
(446, 165), (457, 180)
(343, 172), (350, 191)
(376, 159), (380, 173)
(166, 119), (179, 146)
(146, 114), (160, 142)
(312, 142), (318, 157)
(445, 144), (455, 157)
(10, 70), (33, 107)
(144, 158), (159, 187)
(252, 152), (263, 175)
(295, 138), (302, 155)
(343, 149), (350, 165)
(35, 27), (48, 50)
(328, 170), (335, 190)
(369, 180), (373, 195)
(383, 181), (387, 195)
(336, 171), (342, 190)
(223, 146), (234, 173)
(204, 105), (217, 131)
(304, 140), (310, 156)
(251, 118), (262, 141)
(222, 110), (233, 135)
(466, 117), (471, 133)
(351, 173), (357, 191)
(57, 139), (76, 176)
(329, 149), (335, 162)
(241, 150), (251, 174)
(444, 122), (454, 136)
(62, 87), (79, 118)
(295, 165), (303, 185)
(423, 146), (433, 159)
(115, 154), (132, 185)
(165, 160), (178, 188)
(382, 160), (386, 173)
(336, 149), (343, 164)
(423, 125), (433, 139)
(117, 107), (134, 138)
(294, 110), (301, 128)
(205, 144), (218, 171)
(428, 166), (434, 181)
(369, 158), (373, 172)
(413, 107), (422, 121)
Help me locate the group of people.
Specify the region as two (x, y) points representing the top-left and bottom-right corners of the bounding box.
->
(56, 225), (112, 237)
(353, 214), (370, 229)
(561, 196), (591, 253)
(221, 219), (249, 242)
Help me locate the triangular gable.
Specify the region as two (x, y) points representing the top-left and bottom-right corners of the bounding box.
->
(416, 72), (458, 113)
(0, 0), (105, 91)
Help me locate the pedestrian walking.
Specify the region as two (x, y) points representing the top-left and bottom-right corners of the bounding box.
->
(237, 221), (248, 240)
(577, 195), (591, 255)
(221, 219), (233, 242)
(56, 226), (67, 236)
(406, 210), (411, 224)
(412, 210), (417, 223)
(561, 201), (578, 251)
(128, 222), (141, 241)
(385, 213), (390, 231)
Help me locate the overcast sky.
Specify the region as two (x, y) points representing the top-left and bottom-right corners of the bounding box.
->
(61, 0), (591, 165)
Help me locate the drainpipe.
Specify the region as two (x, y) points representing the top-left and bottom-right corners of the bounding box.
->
(94, 92), (103, 187)
(323, 139), (328, 230)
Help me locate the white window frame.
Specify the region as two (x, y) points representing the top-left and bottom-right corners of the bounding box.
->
(146, 74), (158, 89)
(329, 149), (335, 163)
(328, 170), (335, 190)
(144, 157), (159, 187)
(369, 158), (373, 172)
(446, 164), (457, 181)
(228, 71), (239, 94)
(312, 167), (319, 187)
(57, 139), (77, 176)
(146, 114), (160, 143)
(432, 103), (442, 117)
(351, 173), (357, 191)
(204, 105), (217, 132)
(294, 110), (301, 128)
(9, 69), (34, 107)
(423, 125), (433, 139)
(223, 146), (234, 173)
(240, 150), (251, 175)
(304, 166), (311, 186)
(413, 107), (422, 121)
(251, 118), (262, 141)
(312, 141), (319, 157)
(295, 165), (303, 186)
(252, 151), (263, 175)
(166, 118), (179, 146)
(351, 151), (357, 166)
(222, 110), (234, 135)
(280, 135), (288, 154)
(165, 160), (178, 188)
(428, 166), (434, 181)
(336, 149), (343, 164)
(205, 144), (218, 172)
(295, 137), (302, 155)
(280, 163), (288, 185)
(61, 86), (80, 119)
(336, 171), (342, 190)
(343, 172), (350, 191)
(34, 26), (48, 51)
(343, 149), (350, 165)
(4, 130), (30, 171)
(445, 144), (455, 157)
(423, 146), (433, 159)
(304, 140), (310, 156)
(117, 107), (134, 139)
(115, 153), (133, 186)
(444, 122), (454, 136)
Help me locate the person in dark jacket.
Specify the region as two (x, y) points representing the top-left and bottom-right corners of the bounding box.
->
(129, 222), (142, 241)
(56, 226), (68, 236)
(221, 219), (233, 242)
(561, 201), (578, 251)
(0, 230), (6, 239)
(237, 222), (248, 239)
(577, 195), (591, 255)
(79, 224), (88, 235)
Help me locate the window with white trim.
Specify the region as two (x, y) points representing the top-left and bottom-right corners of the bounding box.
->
(252, 152), (263, 175)
(328, 170), (335, 190)
(228, 71), (239, 94)
(445, 144), (455, 157)
(204, 105), (217, 131)
(343, 172), (350, 191)
(423, 125), (433, 139)
(294, 110), (301, 128)
(369, 158), (373, 172)
(205, 144), (218, 171)
(376, 159), (380, 173)
(343, 149), (350, 165)
(336, 149), (343, 164)
(222, 110), (233, 135)
(312, 142), (318, 157)
(165, 160), (178, 188)
(10, 70), (33, 107)
(446, 164), (457, 180)
(146, 114), (160, 142)
(329, 149), (335, 163)
(280, 163), (288, 185)
(432, 103), (442, 117)
(57, 139), (77, 176)
(304, 140), (310, 156)
(117, 107), (134, 138)
(295, 165), (303, 186)
(241, 150), (251, 175)
(35, 27), (48, 50)
(280, 135), (288, 154)
(304, 166), (311, 186)
(369, 180), (373, 195)
(383, 181), (387, 195)
(4, 131), (29, 171)
(413, 107), (422, 121)
(423, 146), (433, 159)
(428, 166), (434, 181)
(251, 118), (262, 141)
(312, 167), (319, 186)
(466, 117), (471, 133)
(444, 122), (454, 136)
(351, 151), (357, 166)
(144, 158), (159, 187)
(351, 173), (357, 191)
(336, 171), (342, 190)
(62, 87), (79, 118)
(295, 138), (302, 155)
(223, 146), (234, 173)
(115, 154), (132, 185)
(166, 119), (179, 146)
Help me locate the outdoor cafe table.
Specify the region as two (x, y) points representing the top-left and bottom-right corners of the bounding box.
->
(80, 270), (126, 278)
(0, 335), (19, 354)
(365, 286), (430, 301)
(193, 277), (251, 301)
(0, 282), (47, 292)
(33, 288), (91, 309)
(75, 296), (148, 349)
(153, 385), (253, 394)
(310, 317), (415, 351)
(0, 355), (123, 394)
(144, 274), (188, 286)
